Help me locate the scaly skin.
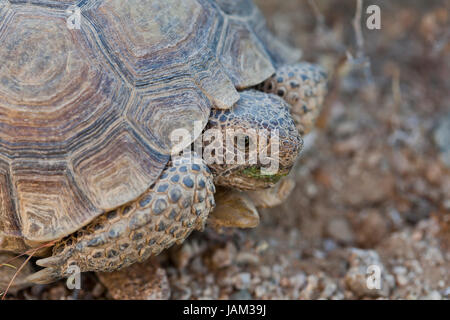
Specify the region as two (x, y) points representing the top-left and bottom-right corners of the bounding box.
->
(25, 90), (302, 284)
(259, 62), (328, 135)
(207, 90), (302, 190)
(27, 156), (215, 284)
(21, 63), (324, 284)
(240, 63), (328, 210)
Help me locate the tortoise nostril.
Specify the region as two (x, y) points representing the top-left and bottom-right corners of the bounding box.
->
(277, 88), (286, 97)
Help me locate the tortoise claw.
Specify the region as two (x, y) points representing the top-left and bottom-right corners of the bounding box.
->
(35, 255), (66, 268)
(26, 267), (61, 285)
(26, 254), (69, 284)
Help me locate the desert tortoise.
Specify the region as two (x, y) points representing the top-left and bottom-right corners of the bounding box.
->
(0, 0), (326, 288)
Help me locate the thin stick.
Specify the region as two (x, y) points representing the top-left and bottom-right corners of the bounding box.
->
(307, 0), (346, 53)
(1, 247), (38, 300)
(0, 240), (55, 268)
(352, 0), (365, 57)
(351, 0), (374, 85)
(392, 67), (402, 108)
(0, 240), (56, 300)
(307, 0), (326, 31)
(0, 250), (35, 267)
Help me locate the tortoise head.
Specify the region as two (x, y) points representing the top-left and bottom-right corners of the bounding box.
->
(204, 90), (302, 190)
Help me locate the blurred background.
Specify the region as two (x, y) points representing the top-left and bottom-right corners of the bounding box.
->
(167, 0), (450, 300)
(5, 0), (449, 299)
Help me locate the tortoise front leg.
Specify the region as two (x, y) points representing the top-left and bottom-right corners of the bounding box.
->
(27, 155), (215, 284)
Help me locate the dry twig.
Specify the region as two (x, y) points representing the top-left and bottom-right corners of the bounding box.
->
(0, 241), (56, 300)
(349, 0), (374, 85)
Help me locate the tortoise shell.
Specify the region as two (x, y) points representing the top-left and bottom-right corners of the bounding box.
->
(0, 0), (284, 249)
(214, 0), (301, 66)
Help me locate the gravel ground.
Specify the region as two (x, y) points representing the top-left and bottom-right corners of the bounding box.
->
(2, 0), (449, 300)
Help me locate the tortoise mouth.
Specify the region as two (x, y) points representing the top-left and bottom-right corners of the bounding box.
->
(240, 166), (291, 185)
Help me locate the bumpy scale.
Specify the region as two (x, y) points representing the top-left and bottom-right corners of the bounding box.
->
(259, 62), (328, 135)
(207, 90), (302, 190)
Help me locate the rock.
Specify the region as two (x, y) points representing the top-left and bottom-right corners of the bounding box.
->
(391, 151), (415, 175)
(326, 217), (355, 244)
(319, 278), (338, 299)
(91, 282), (105, 298)
(425, 162), (443, 184)
(323, 239), (338, 252)
(302, 131), (318, 153)
(170, 243), (195, 269)
(289, 273), (307, 290)
(255, 240), (270, 254)
(210, 242), (237, 269)
(443, 199), (450, 210)
(299, 275), (319, 299)
(44, 284), (68, 300)
(234, 273), (252, 290)
(235, 252), (261, 266)
(443, 287), (450, 298)
(169, 240), (204, 269)
(405, 198), (432, 224)
(392, 266), (409, 286)
(423, 247), (444, 265)
(339, 170), (394, 206)
(344, 249), (395, 298)
(254, 285), (267, 298)
(355, 210), (389, 247)
(98, 258), (170, 300)
(423, 291), (442, 300)
(333, 136), (365, 155)
(230, 289), (253, 300)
